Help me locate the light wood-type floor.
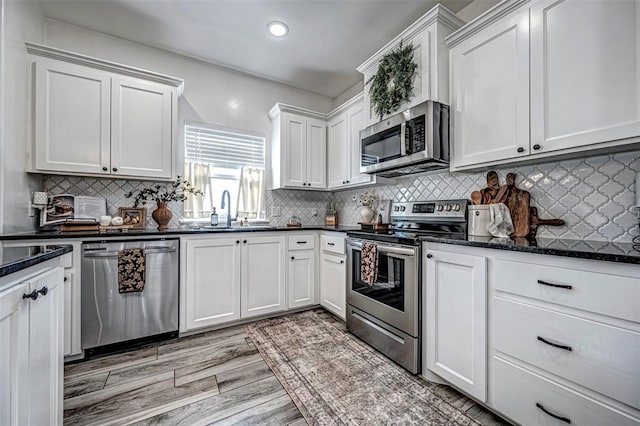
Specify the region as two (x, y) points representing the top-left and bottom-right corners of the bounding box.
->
(64, 310), (509, 425)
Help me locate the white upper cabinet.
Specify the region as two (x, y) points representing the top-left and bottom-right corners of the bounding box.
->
(450, 8), (531, 169)
(327, 93), (374, 190)
(27, 43), (183, 180)
(448, 0), (640, 171)
(270, 104), (327, 190)
(357, 5), (464, 128)
(529, 0), (640, 154)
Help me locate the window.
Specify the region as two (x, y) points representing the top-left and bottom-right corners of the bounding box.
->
(184, 122), (266, 221)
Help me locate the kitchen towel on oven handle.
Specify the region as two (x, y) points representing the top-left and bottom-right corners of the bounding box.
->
(361, 242), (378, 286)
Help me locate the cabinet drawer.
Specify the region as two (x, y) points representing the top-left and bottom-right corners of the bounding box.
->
(492, 258), (640, 322)
(493, 357), (639, 426)
(494, 297), (640, 409)
(321, 235), (345, 255)
(287, 234), (316, 251)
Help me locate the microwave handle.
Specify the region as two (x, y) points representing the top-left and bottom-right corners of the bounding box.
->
(400, 122), (407, 156)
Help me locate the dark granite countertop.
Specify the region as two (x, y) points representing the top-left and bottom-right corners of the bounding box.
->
(0, 245), (73, 278)
(0, 225), (357, 241)
(421, 235), (640, 265)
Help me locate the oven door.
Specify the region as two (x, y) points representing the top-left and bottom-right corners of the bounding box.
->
(346, 239), (419, 337)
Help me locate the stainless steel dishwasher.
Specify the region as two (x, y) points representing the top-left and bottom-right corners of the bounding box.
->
(81, 239), (179, 352)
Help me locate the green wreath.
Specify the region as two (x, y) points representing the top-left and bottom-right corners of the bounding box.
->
(366, 41), (417, 121)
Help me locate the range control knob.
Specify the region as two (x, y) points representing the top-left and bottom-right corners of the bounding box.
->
(445, 204), (452, 212)
(437, 204), (444, 212)
(453, 204), (461, 212)
(394, 206), (400, 211)
(400, 206), (406, 211)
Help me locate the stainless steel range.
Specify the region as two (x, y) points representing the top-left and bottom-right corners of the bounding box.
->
(346, 199), (469, 374)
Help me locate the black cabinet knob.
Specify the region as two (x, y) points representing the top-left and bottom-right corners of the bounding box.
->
(236, 240), (240, 244)
(340, 260), (345, 264)
(426, 253), (433, 259)
(517, 147), (524, 153)
(112, 167), (118, 172)
(243, 240), (247, 244)
(533, 144), (541, 150)
(64, 277), (68, 282)
(38, 286), (48, 296)
(22, 290), (38, 300)
(291, 256), (295, 260)
(102, 167), (108, 171)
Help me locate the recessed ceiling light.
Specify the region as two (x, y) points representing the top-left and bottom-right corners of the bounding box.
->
(268, 21), (288, 37)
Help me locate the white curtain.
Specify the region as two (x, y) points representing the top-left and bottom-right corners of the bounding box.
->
(184, 161), (213, 218)
(236, 167), (265, 220)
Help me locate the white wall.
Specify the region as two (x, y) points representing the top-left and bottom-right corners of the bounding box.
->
(1, 0), (44, 233)
(44, 19), (334, 142)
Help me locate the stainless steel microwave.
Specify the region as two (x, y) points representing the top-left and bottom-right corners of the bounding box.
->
(359, 100), (450, 178)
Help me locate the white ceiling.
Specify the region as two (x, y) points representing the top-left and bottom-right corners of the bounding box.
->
(37, 0), (474, 99)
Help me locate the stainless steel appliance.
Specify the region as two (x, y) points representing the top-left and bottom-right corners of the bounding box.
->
(81, 239), (179, 352)
(346, 199), (468, 374)
(359, 100), (450, 178)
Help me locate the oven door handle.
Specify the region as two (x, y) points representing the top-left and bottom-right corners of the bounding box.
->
(348, 241), (416, 257)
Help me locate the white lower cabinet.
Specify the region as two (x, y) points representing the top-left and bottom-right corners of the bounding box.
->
(320, 253), (346, 320)
(181, 233), (286, 332)
(0, 264), (64, 426)
(424, 246), (487, 402)
(241, 235), (286, 318)
(288, 251), (316, 309)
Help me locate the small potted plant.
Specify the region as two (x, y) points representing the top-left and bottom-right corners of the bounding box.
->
(124, 176), (202, 231)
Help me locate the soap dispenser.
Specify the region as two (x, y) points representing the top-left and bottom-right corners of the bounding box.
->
(210, 207), (219, 226)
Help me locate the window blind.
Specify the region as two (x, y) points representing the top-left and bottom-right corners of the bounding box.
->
(185, 124), (265, 169)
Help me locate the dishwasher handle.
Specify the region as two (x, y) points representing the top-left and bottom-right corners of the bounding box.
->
(83, 247), (176, 258)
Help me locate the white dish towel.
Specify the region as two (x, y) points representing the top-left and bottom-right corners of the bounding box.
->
(488, 203), (514, 238)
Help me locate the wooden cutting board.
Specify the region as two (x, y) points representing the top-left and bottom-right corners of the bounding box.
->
(504, 177), (531, 238)
(529, 207), (565, 239)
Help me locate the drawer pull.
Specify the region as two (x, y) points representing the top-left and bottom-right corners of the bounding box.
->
(296, 241), (307, 244)
(327, 242), (335, 246)
(537, 279), (572, 290)
(536, 403), (571, 424)
(537, 336), (572, 352)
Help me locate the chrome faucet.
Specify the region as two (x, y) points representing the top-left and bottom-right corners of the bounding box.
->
(221, 190), (232, 227)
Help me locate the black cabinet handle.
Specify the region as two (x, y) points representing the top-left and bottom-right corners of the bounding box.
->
(291, 256), (295, 260)
(537, 336), (572, 352)
(64, 276), (68, 282)
(342, 181), (346, 184)
(536, 403), (571, 424)
(23, 290), (38, 300)
(236, 240), (240, 244)
(327, 242), (335, 246)
(340, 260), (345, 264)
(102, 166), (108, 171)
(426, 253), (433, 259)
(346, 180), (350, 183)
(243, 240), (247, 244)
(112, 167), (118, 172)
(517, 147), (524, 153)
(296, 241), (307, 244)
(533, 144), (541, 150)
(302, 183), (307, 186)
(537, 279), (572, 290)
(38, 286), (48, 296)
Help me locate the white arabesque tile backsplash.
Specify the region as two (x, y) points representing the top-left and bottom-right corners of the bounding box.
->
(43, 149), (639, 242)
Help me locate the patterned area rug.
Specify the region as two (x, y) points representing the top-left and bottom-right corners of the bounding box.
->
(246, 310), (480, 425)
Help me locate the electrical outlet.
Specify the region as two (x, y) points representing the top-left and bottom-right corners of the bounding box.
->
(312, 210), (317, 217)
(271, 206), (281, 217)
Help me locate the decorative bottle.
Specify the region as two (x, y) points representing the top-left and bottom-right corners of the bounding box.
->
(210, 207), (219, 226)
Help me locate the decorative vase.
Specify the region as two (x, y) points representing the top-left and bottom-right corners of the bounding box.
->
(357, 205), (375, 224)
(151, 201), (173, 231)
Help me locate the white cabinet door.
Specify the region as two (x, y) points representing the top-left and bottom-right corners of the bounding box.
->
(450, 9), (530, 169)
(111, 76), (173, 179)
(28, 267), (64, 426)
(530, 0), (640, 153)
(288, 251), (316, 309)
(183, 238), (241, 330)
(0, 282), (30, 426)
(241, 235), (286, 318)
(34, 60), (111, 175)
(306, 118), (327, 188)
(346, 102), (371, 185)
(327, 114), (348, 188)
(425, 249), (487, 401)
(320, 253), (346, 320)
(282, 113), (307, 188)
